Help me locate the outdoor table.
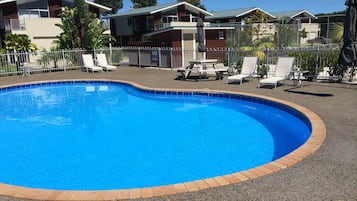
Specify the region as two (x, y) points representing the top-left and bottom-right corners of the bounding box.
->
(177, 59), (227, 81)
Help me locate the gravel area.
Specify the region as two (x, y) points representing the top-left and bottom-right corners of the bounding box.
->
(0, 66), (356, 201)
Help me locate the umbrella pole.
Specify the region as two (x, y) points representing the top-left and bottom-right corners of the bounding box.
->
(350, 64), (355, 82)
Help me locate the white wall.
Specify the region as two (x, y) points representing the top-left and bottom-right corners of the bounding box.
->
(300, 23), (320, 44)
(24, 18), (62, 50)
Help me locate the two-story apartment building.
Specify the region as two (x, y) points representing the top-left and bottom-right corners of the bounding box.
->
(0, 0), (111, 50)
(271, 10), (319, 44)
(106, 1), (233, 66)
(205, 7), (319, 45)
(205, 7), (276, 42)
(206, 7), (275, 25)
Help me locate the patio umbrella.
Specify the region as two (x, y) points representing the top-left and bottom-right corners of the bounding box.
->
(338, 0), (357, 81)
(197, 18), (206, 52)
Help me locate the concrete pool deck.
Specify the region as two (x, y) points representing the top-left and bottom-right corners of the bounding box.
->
(0, 67), (356, 201)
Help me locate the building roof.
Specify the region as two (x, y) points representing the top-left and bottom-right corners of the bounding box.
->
(85, 0), (111, 12)
(206, 7), (276, 21)
(271, 10), (317, 19)
(0, 0), (111, 12)
(106, 1), (213, 18)
(0, 0), (16, 4)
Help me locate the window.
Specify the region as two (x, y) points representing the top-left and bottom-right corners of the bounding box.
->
(191, 16), (198, 22)
(146, 16), (153, 31)
(162, 15), (178, 23)
(18, 9), (49, 18)
(40, 11), (48, 17)
(133, 18), (140, 31)
(218, 31), (224, 40)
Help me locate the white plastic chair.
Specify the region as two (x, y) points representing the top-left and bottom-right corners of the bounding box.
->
(82, 54), (103, 73)
(96, 53), (117, 71)
(226, 56), (258, 84)
(258, 57), (295, 88)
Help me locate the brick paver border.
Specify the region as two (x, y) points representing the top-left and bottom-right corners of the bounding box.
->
(0, 79), (326, 201)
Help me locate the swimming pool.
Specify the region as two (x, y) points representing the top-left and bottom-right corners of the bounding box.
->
(0, 80), (325, 199)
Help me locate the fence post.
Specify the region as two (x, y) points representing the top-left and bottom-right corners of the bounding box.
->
(265, 47), (269, 78)
(314, 46), (319, 81)
(227, 47), (230, 67)
(14, 49), (20, 74)
(138, 47), (141, 67)
(62, 49), (66, 71)
(170, 47), (173, 69)
(158, 47), (162, 68)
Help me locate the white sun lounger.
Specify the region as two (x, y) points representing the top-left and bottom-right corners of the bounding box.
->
(96, 53), (117, 71)
(226, 56), (258, 84)
(82, 54), (103, 73)
(258, 57), (295, 88)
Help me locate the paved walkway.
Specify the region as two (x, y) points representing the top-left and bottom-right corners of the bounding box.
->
(0, 67), (356, 201)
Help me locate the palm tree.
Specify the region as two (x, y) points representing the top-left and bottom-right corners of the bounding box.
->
(3, 34), (37, 71)
(86, 19), (116, 49)
(55, 7), (80, 49)
(275, 18), (297, 49)
(55, 0), (114, 50)
(247, 10), (271, 41)
(4, 34), (37, 52)
(329, 22), (344, 43)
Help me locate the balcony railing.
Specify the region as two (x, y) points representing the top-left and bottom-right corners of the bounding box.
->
(5, 19), (26, 33)
(154, 21), (209, 31)
(5, 18), (111, 34)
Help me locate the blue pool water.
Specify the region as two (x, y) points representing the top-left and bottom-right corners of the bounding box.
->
(0, 81), (310, 190)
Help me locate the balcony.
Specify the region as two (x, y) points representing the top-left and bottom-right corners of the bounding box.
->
(5, 19), (26, 34)
(154, 21), (211, 31)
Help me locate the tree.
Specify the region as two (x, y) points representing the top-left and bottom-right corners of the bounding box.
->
(329, 22), (344, 43)
(178, 0), (205, 9)
(55, 7), (79, 49)
(4, 34), (37, 52)
(37, 47), (62, 69)
(247, 10), (271, 41)
(55, 0), (114, 50)
(86, 19), (116, 49)
(3, 34), (37, 71)
(74, 0), (95, 49)
(274, 18), (297, 49)
(94, 0), (123, 14)
(131, 0), (157, 8)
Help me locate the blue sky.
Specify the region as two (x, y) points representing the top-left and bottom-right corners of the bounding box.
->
(121, 0), (346, 15)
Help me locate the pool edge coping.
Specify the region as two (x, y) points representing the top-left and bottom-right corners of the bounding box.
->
(0, 79), (326, 201)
